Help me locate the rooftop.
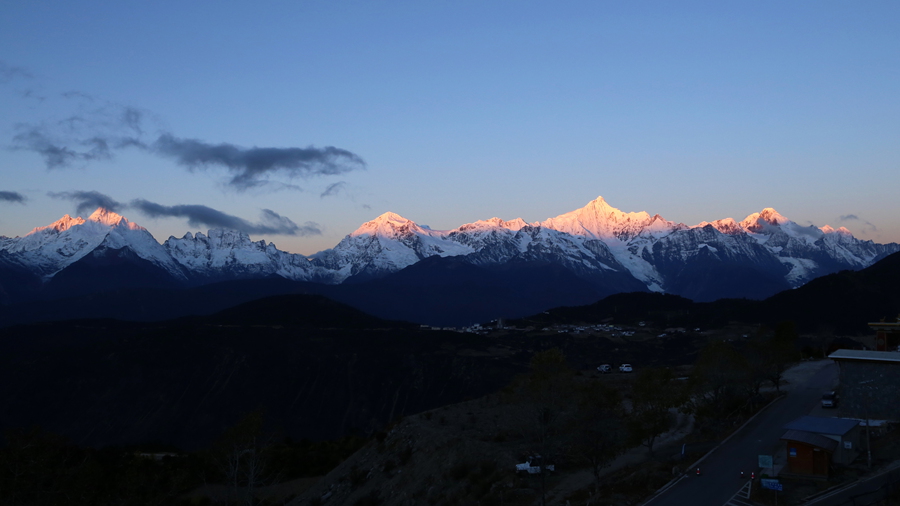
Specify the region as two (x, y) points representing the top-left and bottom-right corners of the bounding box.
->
(783, 416), (860, 436)
(780, 429), (839, 452)
(828, 349), (900, 363)
(868, 319), (900, 330)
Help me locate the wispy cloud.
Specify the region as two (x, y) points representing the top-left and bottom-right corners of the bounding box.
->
(0, 61), (33, 83)
(0, 61), (45, 102)
(10, 101), (365, 192)
(48, 190), (125, 216)
(11, 97), (151, 170)
(131, 199), (321, 236)
(320, 181), (347, 198)
(12, 127), (115, 169)
(839, 214), (878, 233)
(122, 107), (143, 136)
(152, 134), (365, 191)
(0, 191), (27, 204)
(5, 63), (365, 200)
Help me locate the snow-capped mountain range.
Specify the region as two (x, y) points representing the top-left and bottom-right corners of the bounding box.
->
(2, 197), (898, 304)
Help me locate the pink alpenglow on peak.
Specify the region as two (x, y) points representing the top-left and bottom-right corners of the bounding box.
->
(87, 208), (145, 230)
(457, 217), (529, 232)
(740, 208), (791, 233)
(693, 218), (744, 235)
(1, 197), (898, 300)
(539, 196), (679, 241)
(758, 208), (790, 225)
(820, 225), (853, 236)
(349, 212), (436, 238)
(29, 214), (86, 235)
(3, 207), (183, 281)
(26, 208), (143, 237)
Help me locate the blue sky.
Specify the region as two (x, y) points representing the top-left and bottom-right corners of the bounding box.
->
(1, 1), (898, 254)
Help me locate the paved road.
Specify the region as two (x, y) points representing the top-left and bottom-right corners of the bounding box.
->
(645, 361), (838, 506)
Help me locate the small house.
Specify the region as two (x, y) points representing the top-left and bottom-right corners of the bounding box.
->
(779, 429), (837, 478)
(781, 416), (861, 477)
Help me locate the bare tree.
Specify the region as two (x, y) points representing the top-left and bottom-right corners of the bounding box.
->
(568, 381), (625, 489)
(765, 322), (799, 393)
(691, 340), (748, 407)
(210, 411), (279, 506)
(628, 368), (684, 455)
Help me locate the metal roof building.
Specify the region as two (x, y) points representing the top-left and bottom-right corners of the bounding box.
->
(827, 349), (900, 363)
(783, 416), (860, 436)
(780, 429), (838, 453)
(781, 416), (861, 468)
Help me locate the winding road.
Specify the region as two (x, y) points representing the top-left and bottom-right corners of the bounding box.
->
(644, 360), (838, 506)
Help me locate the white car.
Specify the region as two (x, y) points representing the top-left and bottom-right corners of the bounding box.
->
(515, 456), (555, 474)
(619, 364), (633, 373)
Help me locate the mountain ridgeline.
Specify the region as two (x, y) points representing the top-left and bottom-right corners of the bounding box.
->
(1, 197), (897, 326)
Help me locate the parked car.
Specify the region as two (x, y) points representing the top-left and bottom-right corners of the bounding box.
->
(597, 364), (612, 374)
(619, 364), (633, 373)
(821, 391), (838, 408)
(515, 455), (555, 474)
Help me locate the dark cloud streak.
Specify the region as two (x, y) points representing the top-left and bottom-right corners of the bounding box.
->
(41, 189), (316, 237)
(0, 191), (27, 204)
(320, 181), (346, 198)
(48, 190), (124, 216)
(152, 134), (365, 191)
(131, 199), (320, 236)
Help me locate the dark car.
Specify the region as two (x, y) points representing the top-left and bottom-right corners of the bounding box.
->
(821, 391), (838, 408)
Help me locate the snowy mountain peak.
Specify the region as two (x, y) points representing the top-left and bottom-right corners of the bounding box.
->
(740, 208), (791, 232)
(540, 196), (674, 241)
(29, 214), (86, 235)
(86, 207), (143, 230)
(459, 217), (528, 232)
(2, 207), (183, 281)
(758, 208), (789, 225)
(3, 197), (899, 309)
(373, 211), (411, 224)
(694, 217), (743, 235)
(579, 196), (621, 218)
(350, 212), (430, 238)
(821, 225), (852, 236)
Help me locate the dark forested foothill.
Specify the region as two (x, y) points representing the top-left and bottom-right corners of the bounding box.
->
(0, 295), (525, 450)
(0, 418), (367, 506)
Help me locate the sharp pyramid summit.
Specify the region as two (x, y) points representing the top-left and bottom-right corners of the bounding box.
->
(539, 196), (682, 241)
(1, 197), (898, 312)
